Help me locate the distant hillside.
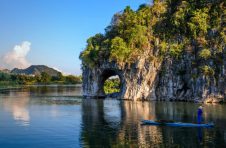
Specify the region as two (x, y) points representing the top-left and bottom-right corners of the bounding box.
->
(0, 69), (11, 73)
(11, 65), (60, 76)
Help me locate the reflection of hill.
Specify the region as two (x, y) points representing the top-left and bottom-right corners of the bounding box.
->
(28, 85), (82, 97)
(80, 100), (163, 147)
(80, 100), (226, 147)
(103, 100), (121, 128)
(117, 101), (163, 147)
(80, 99), (121, 146)
(153, 102), (226, 147)
(1, 85), (82, 97)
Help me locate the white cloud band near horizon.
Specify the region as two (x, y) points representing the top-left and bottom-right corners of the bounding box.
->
(0, 41), (31, 69)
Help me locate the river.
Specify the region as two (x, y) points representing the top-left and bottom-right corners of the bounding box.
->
(0, 85), (225, 148)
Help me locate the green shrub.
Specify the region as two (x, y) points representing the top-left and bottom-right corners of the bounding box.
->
(188, 8), (209, 38)
(0, 72), (11, 81)
(200, 65), (214, 76)
(104, 78), (120, 94)
(199, 48), (211, 60)
(110, 37), (132, 63)
(79, 1), (224, 72)
(159, 41), (168, 55)
(169, 43), (183, 59)
(65, 75), (82, 84)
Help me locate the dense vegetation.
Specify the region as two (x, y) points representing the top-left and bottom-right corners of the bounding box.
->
(80, 0), (225, 78)
(0, 72), (82, 89)
(104, 77), (120, 94)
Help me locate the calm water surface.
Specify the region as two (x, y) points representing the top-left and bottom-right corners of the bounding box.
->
(0, 86), (226, 148)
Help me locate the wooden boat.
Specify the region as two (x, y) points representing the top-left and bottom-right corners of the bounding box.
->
(141, 120), (214, 128)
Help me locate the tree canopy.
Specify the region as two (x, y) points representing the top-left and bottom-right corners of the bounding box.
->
(0, 72), (82, 86)
(80, 0), (225, 77)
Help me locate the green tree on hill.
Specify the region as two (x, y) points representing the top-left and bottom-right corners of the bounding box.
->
(40, 72), (51, 84)
(0, 73), (11, 81)
(80, 0), (225, 82)
(65, 75), (82, 84)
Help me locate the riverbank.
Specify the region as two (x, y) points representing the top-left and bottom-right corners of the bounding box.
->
(0, 81), (21, 90)
(0, 84), (82, 92)
(84, 95), (226, 104)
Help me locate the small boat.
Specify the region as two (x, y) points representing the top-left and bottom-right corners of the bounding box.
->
(141, 120), (214, 128)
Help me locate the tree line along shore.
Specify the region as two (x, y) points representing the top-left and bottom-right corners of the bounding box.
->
(0, 72), (82, 89)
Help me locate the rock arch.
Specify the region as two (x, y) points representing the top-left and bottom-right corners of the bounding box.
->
(82, 62), (126, 99)
(99, 69), (123, 97)
(82, 55), (226, 101)
(82, 60), (159, 100)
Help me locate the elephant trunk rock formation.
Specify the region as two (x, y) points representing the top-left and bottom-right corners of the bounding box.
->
(80, 1), (226, 103)
(82, 52), (226, 102)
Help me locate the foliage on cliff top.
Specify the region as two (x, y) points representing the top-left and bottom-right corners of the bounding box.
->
(80, 0), (225, 69)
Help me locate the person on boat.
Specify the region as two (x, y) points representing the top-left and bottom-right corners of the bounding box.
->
(197, 105), (203, 124)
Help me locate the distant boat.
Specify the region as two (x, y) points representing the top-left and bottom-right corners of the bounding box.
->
(141, 120), (214, 128)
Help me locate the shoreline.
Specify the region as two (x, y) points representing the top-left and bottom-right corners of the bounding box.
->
(0, 84), (82, 91)
(84, 96), (226, 104)
(1, 85), (224, 105)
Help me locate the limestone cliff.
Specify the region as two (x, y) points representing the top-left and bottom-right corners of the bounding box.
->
(82, 49), (225, 102)
(80, 0), (225, 102)
(82, 55), (161, 100)
(155, 52), (226, 102)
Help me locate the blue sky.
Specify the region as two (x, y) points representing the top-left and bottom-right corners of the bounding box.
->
(0, 0), (150, 75)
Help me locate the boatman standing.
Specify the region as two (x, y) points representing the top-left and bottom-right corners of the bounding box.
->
(197, 105), (203, 124)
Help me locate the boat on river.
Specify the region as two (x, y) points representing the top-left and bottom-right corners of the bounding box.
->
(141, 120), (214, 128)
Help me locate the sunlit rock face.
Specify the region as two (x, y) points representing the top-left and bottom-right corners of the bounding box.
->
(82, 49), (226, 102)
(155, 52), (226, 102)
(82, 61), (125, 99)
(82, 58), (161, 100)
(82, 50), (162, 100)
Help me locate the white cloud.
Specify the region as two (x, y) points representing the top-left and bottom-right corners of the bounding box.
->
(1, 41), (31, 69)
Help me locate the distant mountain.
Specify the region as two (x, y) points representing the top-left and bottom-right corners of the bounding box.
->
(11, 65), (60, 76)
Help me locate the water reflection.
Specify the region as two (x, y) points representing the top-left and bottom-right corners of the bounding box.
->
(27, 85), (82, 97)
(103, 99), (121, 128)
(80, 99), (121, 147)
(80, 100), (163, 147)
(0, 86), (226, 147)
(0, 85), (82, 97)
(0, 85), (82, 127)
(81, 100), (226, 147)
(0, 86), (83, 148)
(119, 101), (163, 147)
(2, 91), (30, 126)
